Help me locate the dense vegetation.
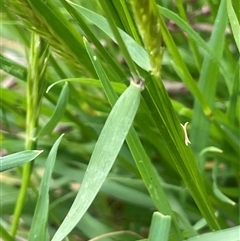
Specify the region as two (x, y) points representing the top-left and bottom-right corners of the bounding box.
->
(1, 0), (239, 241)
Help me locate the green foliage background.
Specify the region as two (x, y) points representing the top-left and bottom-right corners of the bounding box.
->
(1, 0), (239, 240)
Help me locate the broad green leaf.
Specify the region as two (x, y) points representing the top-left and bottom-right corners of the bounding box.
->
(29, 134), (64, 241)
(51, 82), (142, 241)
(0, 150), (43, 172)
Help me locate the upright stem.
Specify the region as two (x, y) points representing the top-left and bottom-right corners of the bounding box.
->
(10, 33), (49, 237)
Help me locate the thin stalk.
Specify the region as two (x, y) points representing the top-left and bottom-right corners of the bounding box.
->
(10, 33), (49, 237)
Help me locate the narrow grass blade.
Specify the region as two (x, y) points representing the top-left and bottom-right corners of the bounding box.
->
(0, 150), (43, 172)
(51, 82), (142, 241)
(29, 134), (64, 241)
(191, 0), (228, 154)
(158, 6), (216, 60)
(157, 11), (211, 117)
(212, 161), (236, 206)
(38, 83), (69, 137)
(227, 0), (240, 52)
(46, 78), (125, 94)
(148, 212), (171, 241)
(227, 61), (240, 123)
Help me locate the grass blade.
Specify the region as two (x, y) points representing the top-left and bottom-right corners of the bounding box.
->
(51, 81), (142, 241)
(29, 134), (64, 241)
(0, 150), (43, 172)
(158, 6), (216, 60)
(83, 37), (183, 240)
(227, 0), (240, 52)
(66, 1), (151, 71)
(38, 83), (69, 137)
(191, 0), (228, 154)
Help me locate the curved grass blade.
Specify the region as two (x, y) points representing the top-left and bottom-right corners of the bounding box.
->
(29, 134), (64, 241)
(0, 150), (43, 172)
(212, 160), (236, 206)
(46, 78), (125, 94)
(66, 1), (151, 71)
(51, 82), (142, 241)
(158, 6), (217, 60)
(38, 83), (69, 137)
